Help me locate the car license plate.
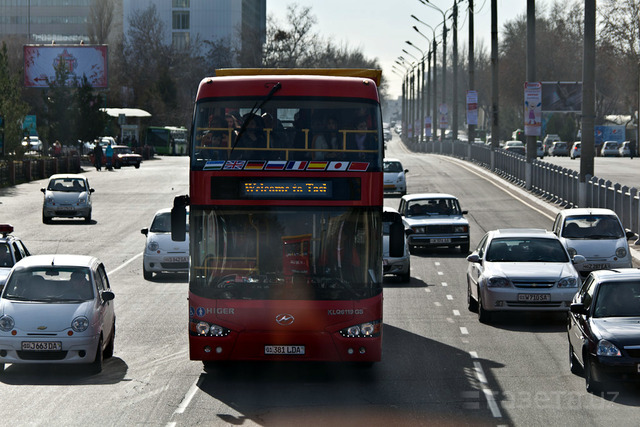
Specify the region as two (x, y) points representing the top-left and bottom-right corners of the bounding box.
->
(57, 206), (74, 211)
(518, 294), (551, 302)
(21, 341), (62, 351)
(264, 345), (305, 355)
(431, 238), (451, 244)
(164, 256), (188, 262)
(583, 263), (610, 271)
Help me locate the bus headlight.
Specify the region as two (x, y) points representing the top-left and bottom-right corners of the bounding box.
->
(191, 319), (231, 337)
(339, 320), (381, 338)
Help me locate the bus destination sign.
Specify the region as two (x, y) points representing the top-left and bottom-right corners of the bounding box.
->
(242, 180), (332, 198)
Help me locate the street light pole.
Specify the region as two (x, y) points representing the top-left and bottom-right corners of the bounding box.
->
(407, 41), (426, 142)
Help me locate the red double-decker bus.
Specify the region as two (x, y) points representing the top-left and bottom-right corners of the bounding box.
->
(172, 68), (404, 366)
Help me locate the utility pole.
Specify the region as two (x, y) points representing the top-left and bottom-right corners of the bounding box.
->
(525, 0), (536, 189)
(468, 0), (475, 145)
(452, 1), (459, 141)
(490, 0), (499, 150)
(580, 0), (596, 207)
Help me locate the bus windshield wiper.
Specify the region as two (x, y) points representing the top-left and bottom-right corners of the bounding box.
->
(229, 82), (281, 155)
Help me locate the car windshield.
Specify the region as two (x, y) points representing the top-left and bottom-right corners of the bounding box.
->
(592, 281), (640, 318)
(150, 211), (189, 233)
(384, 161), (403, 173)
(2, 267), (93, 302)
(47, 178), (86, 192)
(115, 147), (133, 154)
(485, 237), (569, 262)
(562, 215), (624, 239)
(406, 198), (461, 216)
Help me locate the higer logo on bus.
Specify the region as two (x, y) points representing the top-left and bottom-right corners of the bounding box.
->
(275, 314), (294, 326)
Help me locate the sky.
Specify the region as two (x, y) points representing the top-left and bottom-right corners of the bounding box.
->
(266, 0), (529, 99)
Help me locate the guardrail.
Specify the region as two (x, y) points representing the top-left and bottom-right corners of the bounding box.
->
(0, 155), (82, 188)
(406, 139), (640, 242)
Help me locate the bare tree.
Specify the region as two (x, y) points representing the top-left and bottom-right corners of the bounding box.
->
(87, 0), (115, 44)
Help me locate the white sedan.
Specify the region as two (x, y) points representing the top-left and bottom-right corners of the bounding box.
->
(41, 174), (94, 223)
(141, 208), (189, 280)
(466, 228), (585, 323)
(0, 254), (116, 374)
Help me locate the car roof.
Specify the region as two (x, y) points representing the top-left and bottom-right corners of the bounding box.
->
(557, 208), (618, 217)
(489, 228), (556, 238)
(13, 254), (98, 269)
(383, 206), (400, 214)
(48, 173), (88, 180)
(588, 268), (640, 281)
(401, 193), (458, 201)
(383, 158), (402, 163)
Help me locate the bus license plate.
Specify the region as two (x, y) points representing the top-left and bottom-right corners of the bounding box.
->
(264, 345), (305, 355)
(22, 341), (62, 351)
(518, 294), (550, 302)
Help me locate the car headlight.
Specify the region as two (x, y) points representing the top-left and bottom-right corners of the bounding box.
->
(147, 241), (159, 252)
(0, 315), (15, 332)
(339, 320), (381, 338)
(567, 247), (577, 257)
(71, 316), (89, 332)
(77, 196), (87, 205)
(412, 227), (425, 233)
(487, 277), (510, 287)
(616, 247), (628, 258)
(396, 176), (404, 183)
(597, 339), (621, 357)
(454, 225), (468, 233)
(558, 277), (578, 288)
(45, 196), (54, 204)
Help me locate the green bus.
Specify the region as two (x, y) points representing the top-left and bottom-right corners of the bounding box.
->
(145, 126), (188, 155)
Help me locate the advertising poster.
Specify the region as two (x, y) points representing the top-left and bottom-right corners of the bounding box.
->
(541, 82), (582, 112)
(439, 103), (449, 129)
(524, 82), (542, 136)
(466, 90), (478, 126)
(24, 45), (108, 88)
(424, 116), (432, 138)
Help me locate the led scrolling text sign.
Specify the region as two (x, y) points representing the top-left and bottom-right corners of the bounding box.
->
(242, 180), (332, 198)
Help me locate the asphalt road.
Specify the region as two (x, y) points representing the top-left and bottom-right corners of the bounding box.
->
(0, 142), (639, 427)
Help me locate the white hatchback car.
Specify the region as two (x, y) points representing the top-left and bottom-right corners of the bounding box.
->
(383, 158), (408, 196)
(466, 228), (585, 323)
(0, 254), (116, 374)
(552, 208), (634, 277)
(41, 174), (94, 223)
(141, 208), (189, 280)
(382, 207), (410, 282)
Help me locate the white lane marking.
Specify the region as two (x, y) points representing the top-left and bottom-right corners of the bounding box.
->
(453, 310), (461, 316)
(460, 327), (469, 335)
(435, 262), (441, 266)
(446, 294), (453, 300)
(441, 282), (448, 287)
(106, 252), (143, 276)
(174, 377), (203, 415)
(434, 301), (442, 307)
(471, 352), (502, 418)
(438, 271), (444, 275)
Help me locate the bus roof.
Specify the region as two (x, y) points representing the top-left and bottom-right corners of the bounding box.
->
(215, 68), (382, 87)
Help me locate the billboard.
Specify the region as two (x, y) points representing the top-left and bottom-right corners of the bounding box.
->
(541, 82), (582, 112)
(24, 45), (108, 88)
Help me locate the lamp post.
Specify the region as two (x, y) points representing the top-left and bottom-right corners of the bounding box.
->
(412, 16), (440, 141)
(396, 58), (413, 141)
(419, 0), (448, 139)
(406, 42), (426, 142)
(412, 27), (433, 141)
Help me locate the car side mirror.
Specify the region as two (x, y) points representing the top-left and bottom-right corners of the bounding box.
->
(404, 169), (409, 174)
(40, 188), (46, 193)
(569, 302), (587, 315)
(572, 254), (586, 264)
(89, 188), (95, 193)
(101, 290), (115, 302)
(141, 228), (148, 236)
(466, 253), (480, 263)
(626, 230), (636, 240)
(461, 210), (468, 215)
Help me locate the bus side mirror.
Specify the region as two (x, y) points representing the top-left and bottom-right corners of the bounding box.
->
(171, 195), (189, 242)
(389, 221), (405, 258)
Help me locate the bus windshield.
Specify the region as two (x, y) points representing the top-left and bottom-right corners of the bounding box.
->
(192, 98), (382, 169)
(189, 206), (382, 301)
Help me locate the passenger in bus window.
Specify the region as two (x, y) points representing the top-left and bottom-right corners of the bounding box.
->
(311, 113), (339, 160)
(349, 117), (376, 161)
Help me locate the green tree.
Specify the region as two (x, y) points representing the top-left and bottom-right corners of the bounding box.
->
(41, 57), (76, 150)
(0, 42), (30, 157)
(75, 75), (106, 148)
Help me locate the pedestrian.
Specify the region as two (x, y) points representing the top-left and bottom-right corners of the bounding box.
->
(105, 142), (114, 170)
(93, 141), (103, 171)
(630, 139), (636, 160)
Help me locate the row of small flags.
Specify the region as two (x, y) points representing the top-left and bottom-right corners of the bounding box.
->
(203, 160), (369, 171)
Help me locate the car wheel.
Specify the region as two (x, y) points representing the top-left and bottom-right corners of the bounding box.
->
(398, 263), (410, 282)
(585, 355), (603, 394)
(460, 242), (470, 254)
(467, 280), (478, 312)
(104, 323), (115, 359)
(42, 212), (51, 224)
(0, 363), (4, 373)
(135, 163), (140, 169)
(85, 212), (91, 223)
(409, 245), (416, 255)
(90, 336), (104, 374)
(477, 290), (492, 323)
(569, 343), (582, 375)
(115, 162), (121, 169)
(143, 266), (153, 280)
